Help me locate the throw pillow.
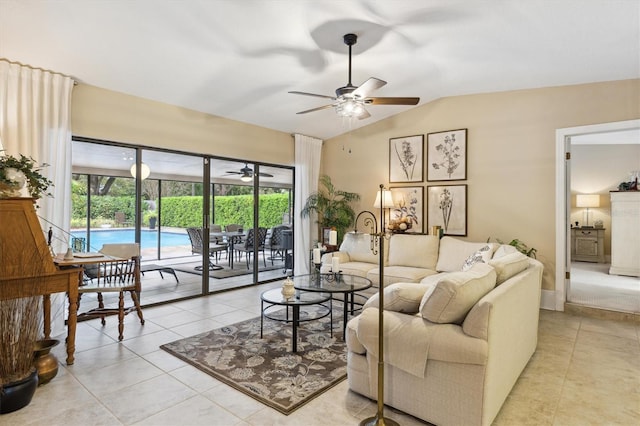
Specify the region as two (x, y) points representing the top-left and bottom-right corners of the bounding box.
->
(363, 282), (430, 314)
(488, 251), (530, 284)
(419, 263), (497, 324)
(492, 244), (518, 259)
(435, 237), (496, 272)
(461, 245), (493, 271)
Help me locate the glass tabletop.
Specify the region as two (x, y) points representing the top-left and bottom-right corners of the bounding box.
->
(292, 273), (372, 293)
(260, 288), (330, 306)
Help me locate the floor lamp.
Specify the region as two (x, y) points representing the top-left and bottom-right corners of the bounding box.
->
(360, 184), (399, 426)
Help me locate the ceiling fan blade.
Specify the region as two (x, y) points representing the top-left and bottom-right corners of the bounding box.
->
(366, 97), (420, 105)
(225, 171), (241, 174)
(296, 104), (335, 114)
(258, 172), (274, 177)
(289, 91), (336, 100)
(352, 77), (387, 99)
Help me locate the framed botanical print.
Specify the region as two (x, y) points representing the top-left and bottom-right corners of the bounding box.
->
(389, 134), (424, 183)
(427, 129), (467, 181)
(389, 186), (424, 233)
(426, 184), (467, 236)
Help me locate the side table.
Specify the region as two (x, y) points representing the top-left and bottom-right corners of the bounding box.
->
(260, 288), (331, 352)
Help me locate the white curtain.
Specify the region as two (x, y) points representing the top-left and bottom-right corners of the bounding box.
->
(293, 134), (322, 275)
(0, 59), (75, 336)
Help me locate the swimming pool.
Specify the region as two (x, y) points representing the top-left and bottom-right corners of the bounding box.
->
(71, 229), (190, 251)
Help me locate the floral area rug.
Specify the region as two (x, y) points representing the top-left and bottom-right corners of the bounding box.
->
(160, 305), (347, 415)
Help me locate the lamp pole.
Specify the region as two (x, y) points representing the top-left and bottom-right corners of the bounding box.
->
(360, 184), (399, 426)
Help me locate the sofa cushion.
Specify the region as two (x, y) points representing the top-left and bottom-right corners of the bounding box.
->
(420, 263), (497, 324)
(488, 252), (530, 284)
(339, 232), (385, 264)
(436, 237), (496, 272)
(331, 262), (376, 278)
(368, 266), (438, 287)
(388, 234), (439, 270)
(363, 282), (431, 313)
(461, 244), (494, 271)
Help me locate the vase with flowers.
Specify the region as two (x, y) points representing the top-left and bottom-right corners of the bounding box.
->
(0, 151), (53, 200)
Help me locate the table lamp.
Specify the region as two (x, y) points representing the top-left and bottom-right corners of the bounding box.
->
(576, 194), (599, 227)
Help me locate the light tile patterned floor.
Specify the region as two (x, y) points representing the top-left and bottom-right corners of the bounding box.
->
(4, 282), (639, 425)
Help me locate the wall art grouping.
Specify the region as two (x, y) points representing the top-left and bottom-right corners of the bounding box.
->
(388, 129), (468, 235)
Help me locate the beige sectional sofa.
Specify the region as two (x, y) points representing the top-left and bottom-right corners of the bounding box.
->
(338, 234), (544, 426)
(321, 233), (504, 286)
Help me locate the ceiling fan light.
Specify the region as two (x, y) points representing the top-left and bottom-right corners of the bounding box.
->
(240, 174), (253, 182)
(336, 99), (365, 118)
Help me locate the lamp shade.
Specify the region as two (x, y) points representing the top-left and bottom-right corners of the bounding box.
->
(130, 163), (150, 180)
(576, 194), (600, 208)
(374, 189), (394, 209)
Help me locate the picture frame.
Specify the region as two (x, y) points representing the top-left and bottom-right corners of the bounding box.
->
(426, 184), (467, 236)
(322, 227), (332, 245)
(389, 134), (424, 183)
(390, 186), (424, 233)
(427, 128), (467, 181)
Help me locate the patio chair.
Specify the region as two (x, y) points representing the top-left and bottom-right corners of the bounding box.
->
(114, 211), (132, 227)
(210, 224), (228, 260)
(235, 227), (267, 269)
(186, 227), (227, 270)
(77, 243), (144, 341)
(269, 225), (290, 265)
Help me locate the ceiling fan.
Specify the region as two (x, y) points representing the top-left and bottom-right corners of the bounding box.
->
(289, 33), (420, 119)
(225, 163), (273, 182)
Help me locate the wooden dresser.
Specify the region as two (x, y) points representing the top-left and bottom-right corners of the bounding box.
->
(0, 198), (81, 364)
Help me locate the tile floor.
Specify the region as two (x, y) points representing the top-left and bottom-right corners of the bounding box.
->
(3, 282), (640, 426)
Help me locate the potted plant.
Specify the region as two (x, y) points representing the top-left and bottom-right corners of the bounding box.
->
(144, 210), (157, 229)
(0, 246), (47, 413)
(301, 175), (360, 245)
(0, 151), (54, 199)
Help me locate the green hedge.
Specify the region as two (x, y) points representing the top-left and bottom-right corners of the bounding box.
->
(71, 194), (290, 229)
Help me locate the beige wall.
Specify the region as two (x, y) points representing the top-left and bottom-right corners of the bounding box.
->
(71, 84), (294, 165)
(322, 79), (640, 291)
(571, 143), (640, 256)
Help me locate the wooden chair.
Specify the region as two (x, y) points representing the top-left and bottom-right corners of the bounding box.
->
(77, 243), (144, 341)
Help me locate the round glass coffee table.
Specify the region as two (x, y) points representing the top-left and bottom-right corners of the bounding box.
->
(260, 288), (331, 352)
(293, 273), (372, 337)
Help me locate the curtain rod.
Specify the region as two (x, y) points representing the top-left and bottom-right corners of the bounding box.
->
(1, 58), (78, 85)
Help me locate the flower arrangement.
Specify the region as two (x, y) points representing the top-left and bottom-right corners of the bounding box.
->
(0, 151), (53, 199)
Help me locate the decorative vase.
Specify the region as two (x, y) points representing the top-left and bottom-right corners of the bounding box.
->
(33, 339), (60, 385)
(281, 277), (295, 301)
(0, 368), (38, 414)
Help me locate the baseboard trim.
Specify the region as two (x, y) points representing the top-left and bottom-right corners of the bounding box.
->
(540, 289), (557, 311)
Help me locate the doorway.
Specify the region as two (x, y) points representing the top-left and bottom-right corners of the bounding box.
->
(555, 120), (640, 313)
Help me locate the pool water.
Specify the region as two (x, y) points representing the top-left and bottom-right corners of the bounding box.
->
(71, 229), (190, 251)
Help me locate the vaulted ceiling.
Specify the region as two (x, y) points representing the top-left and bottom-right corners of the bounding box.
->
(1, 0), (639, 140)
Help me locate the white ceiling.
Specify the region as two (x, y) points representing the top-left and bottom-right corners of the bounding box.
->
(1, 0), (639, 140)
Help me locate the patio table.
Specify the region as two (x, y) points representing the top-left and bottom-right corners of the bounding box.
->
(210, 231), (245, 269)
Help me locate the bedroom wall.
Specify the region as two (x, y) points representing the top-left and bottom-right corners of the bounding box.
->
(322, 79), (640, 292)
(71, 84), (294, 165)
